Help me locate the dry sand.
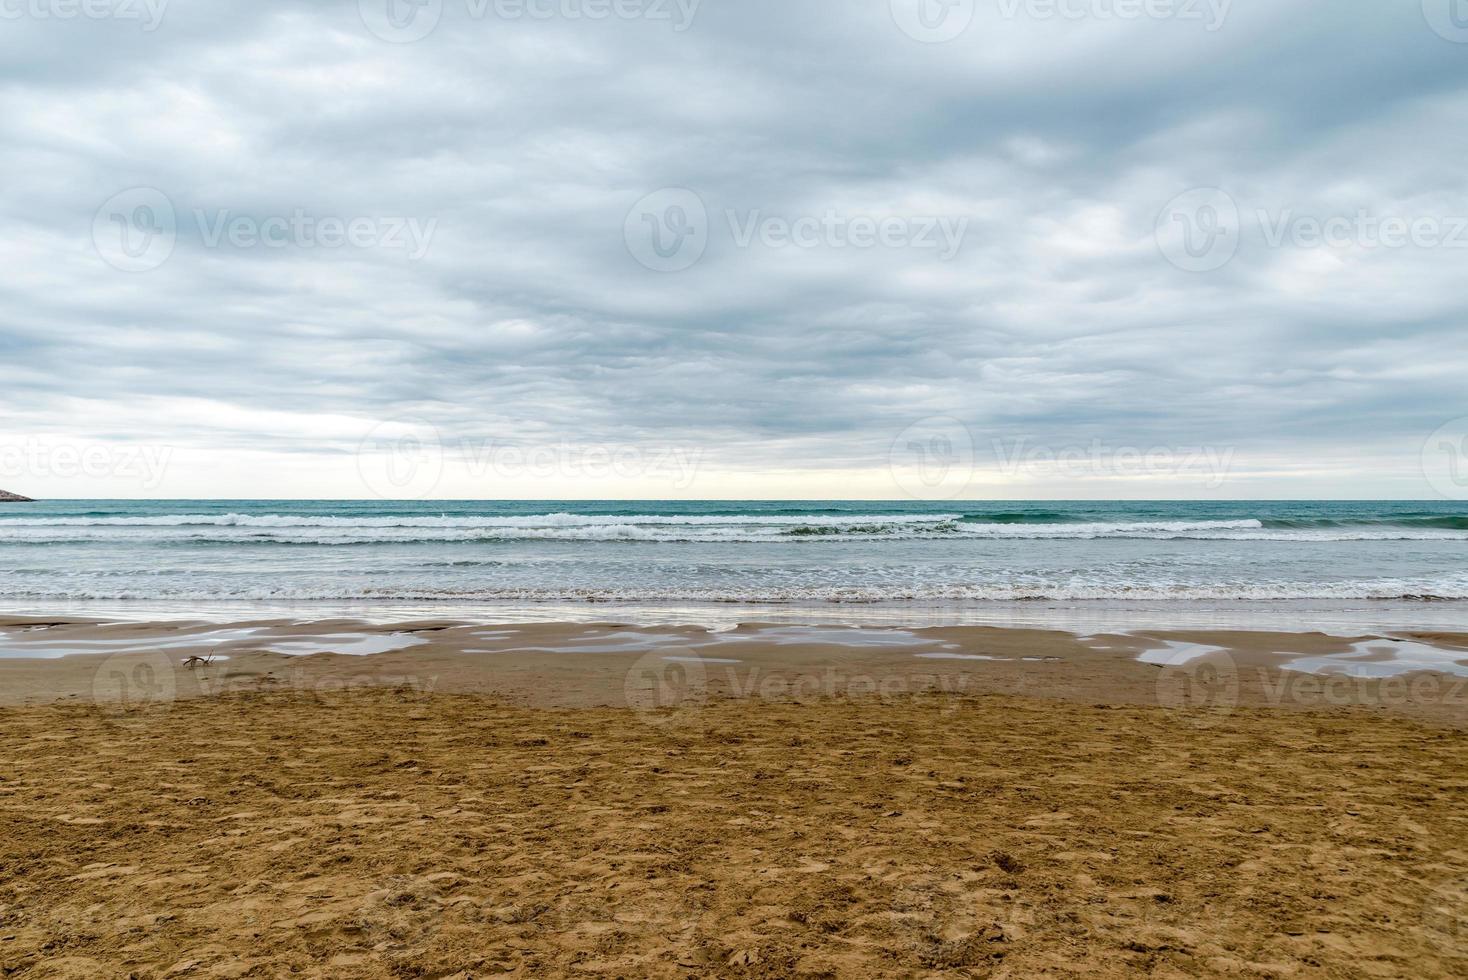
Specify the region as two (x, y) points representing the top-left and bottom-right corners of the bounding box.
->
(1, 619), (1466, 977)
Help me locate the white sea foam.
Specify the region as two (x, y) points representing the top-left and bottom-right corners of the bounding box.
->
(0, 512), (1462, 543)
(3, 580), (1468, 602)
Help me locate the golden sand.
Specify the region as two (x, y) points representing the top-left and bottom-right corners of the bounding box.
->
(2, 682), (1466, 978)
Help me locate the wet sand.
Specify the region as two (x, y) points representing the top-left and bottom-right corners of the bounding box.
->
(2, 618), (1467, 724)
(1, 618), (1466, 977)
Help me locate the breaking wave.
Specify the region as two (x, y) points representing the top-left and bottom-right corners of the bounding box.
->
(3, 581), (1468, 603)
(1, 512), (1466, 543)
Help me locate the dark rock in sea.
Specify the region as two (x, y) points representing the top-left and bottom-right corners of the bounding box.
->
(0, 490), (34, 502)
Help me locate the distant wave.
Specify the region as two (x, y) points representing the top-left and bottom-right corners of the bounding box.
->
(1261, 515), (1468, 531)
(1, 512), (1466, 543)
(959, 509), (1077, 524)
(0, 511), (960, 529)
(3, 582), (1468, 603)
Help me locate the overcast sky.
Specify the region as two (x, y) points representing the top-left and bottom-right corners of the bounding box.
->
(1, 1), (1466, 499)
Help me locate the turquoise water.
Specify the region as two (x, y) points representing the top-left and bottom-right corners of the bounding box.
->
(1, 502), (1465, 618)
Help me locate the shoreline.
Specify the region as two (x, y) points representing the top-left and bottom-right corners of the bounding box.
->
(5, 595), (1468, 635)
(2, 616), (1466, 725)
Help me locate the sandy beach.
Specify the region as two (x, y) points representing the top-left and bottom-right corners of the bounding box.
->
(1, 618), (1466, 977)
(10, 0), (1468, 972)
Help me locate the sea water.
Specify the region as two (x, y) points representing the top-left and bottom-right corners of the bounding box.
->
(1, 500), (1466, 629)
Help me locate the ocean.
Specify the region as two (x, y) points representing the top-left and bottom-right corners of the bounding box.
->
(2, 500), (1466, 631)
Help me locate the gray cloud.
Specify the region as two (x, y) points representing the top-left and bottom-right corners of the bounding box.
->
(1, 0), (1465, 497)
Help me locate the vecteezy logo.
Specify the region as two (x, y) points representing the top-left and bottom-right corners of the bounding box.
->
(1423, 0), (1468, 42)
(91, 651), (178, 728)
(93, 187), (177, 273)
(1155, 187), (1240, 272)
(890, 0), (975, 43)
(624, 188), (708, 272)
(1153, 646), (1238, 727)
(624, 647), (708, 725)
(359, 0), (442, 43)
(889, 416), (976, 500)
(355, 416), (445, 500)
(1422, 417), (1468, 500)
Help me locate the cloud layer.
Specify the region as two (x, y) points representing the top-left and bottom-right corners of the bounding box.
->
(1, 0), (1466, 498)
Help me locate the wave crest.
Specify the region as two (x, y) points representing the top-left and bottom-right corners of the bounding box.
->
(1, 512), (1465, 543)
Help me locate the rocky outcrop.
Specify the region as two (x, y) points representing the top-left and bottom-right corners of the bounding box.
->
(0, 490), (33, 502)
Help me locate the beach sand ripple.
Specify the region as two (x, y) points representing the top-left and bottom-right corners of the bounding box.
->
(0, 688), (1464, 977)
